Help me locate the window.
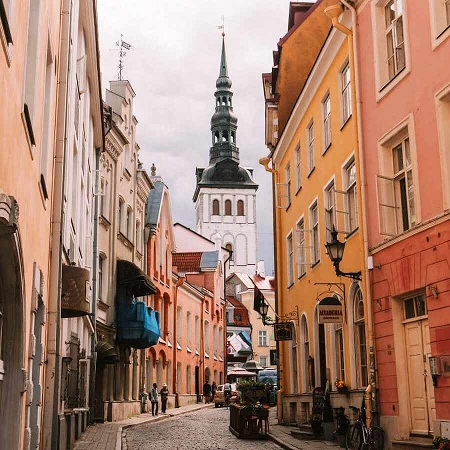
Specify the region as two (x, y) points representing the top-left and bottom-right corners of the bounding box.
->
(324, 181), (335, 243)
(447, 0), (450, 27)
(385, 0), (405, 79)
(237, 200), (244, 216)
(258, 330), (268, 347)
(204, 320), (210, 354)
(126, 206), (132, 240)
(404, 294), (427, 320)
(301, 316), (311, 392)
(309, 202), (320, 265)
(98, 254), (105, 301)
(287, 233), (294, 286)
(345, 160), (358, 233)
(135, 220), (141, 253)
(225, 243), (233, 261)
(186, 312), (192, 347)
(118, 197), (124, 234)
(291, 325), (298, 393)
(177, 306), (182, 346)
(323, 94), (331, 150)
(0, 0), (13, 46)
(224, 199), (232, 215)
(285, 164), (291, 206)
(295, 145), (301, 191)
(335, 323), (345, 382)
(392, 137), (415, 232)
(212, 199), (219, 215)
(353, 286), (368, 387)
(307, 121), (315, 174)
(296, 218), (306, 278)
(195, 315), (200, 351)
(259, 356), (268, 367)
(341, 64), (352, 123)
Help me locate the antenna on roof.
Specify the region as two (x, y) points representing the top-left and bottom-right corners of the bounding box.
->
(115, 34), (133, 80)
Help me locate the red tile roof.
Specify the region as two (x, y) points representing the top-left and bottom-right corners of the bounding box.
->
(227, 296), (250, 326)
(252, 274), (275, 292)
(172, 252), (202, 273)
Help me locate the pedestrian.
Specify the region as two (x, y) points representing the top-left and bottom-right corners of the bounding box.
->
(140, 388), (149, 413)
(203, 380), (211, 403)
(211, 381), (217, 401)
(150, 383), (159, 416)
(160, 383), (169, 413)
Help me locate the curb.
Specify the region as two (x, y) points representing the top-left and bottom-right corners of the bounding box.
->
(267, 433), (298, 450)
(116, 403), (213, 450)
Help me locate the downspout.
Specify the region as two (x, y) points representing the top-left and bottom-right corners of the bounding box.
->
(172, 274), (185, 407)
(223, 250), (232, 379)
(259, 156), (282, 423)
(200, 291), (205, 401)
(43, 1), (73, 448)
(324, 2), (377, 406)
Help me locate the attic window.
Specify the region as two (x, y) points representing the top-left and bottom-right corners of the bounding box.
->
(235, 313), (242, 322)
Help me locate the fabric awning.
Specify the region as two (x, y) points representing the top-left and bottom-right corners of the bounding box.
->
(96, 341), (119, 364)
(117, 260), (156, 297)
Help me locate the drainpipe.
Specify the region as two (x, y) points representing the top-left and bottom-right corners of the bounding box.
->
(259, 156), (282, 423)
(43, 1), (73, 448)
(172, 274), (185, 407)
(324, 3), (377, 407)
(223, 250), (232, 379)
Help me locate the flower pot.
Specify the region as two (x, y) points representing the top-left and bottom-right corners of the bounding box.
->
(323, 422), (334, 441)
(337, 387), (348, 395)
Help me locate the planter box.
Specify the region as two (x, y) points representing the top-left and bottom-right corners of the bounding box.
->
(229, 404), (269, 440)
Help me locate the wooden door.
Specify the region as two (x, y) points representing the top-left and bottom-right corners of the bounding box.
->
(405, 320), (433, 434)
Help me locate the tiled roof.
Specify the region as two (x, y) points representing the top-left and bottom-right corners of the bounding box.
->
(227, 296), (250, 326)
(252, 274), (275, 292)
(172, 252), (202, 273)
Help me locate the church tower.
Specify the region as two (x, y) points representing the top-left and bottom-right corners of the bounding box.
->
(193, 36), (258, 275)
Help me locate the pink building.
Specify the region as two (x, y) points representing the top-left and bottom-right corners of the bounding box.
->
(355, 0), (450, 445)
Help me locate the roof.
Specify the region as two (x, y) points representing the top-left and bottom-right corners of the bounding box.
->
(145, 180), (165, 226)
(200, 251), (219, 270)
(251, 274), (275, 292)
(172, 252), (202, 273)
(227, 272), (254, 289)
(227, 295), (250, 326)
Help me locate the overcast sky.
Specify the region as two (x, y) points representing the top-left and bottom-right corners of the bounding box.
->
(97, 1), (295, 275)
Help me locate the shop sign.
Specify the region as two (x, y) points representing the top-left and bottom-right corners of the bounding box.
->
(274, 322), (294, 341)
(318, 296), (343, 324)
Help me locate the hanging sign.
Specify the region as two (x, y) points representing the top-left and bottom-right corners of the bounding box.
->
(318, 296), (343, 324)
(274, 322), (294, 341)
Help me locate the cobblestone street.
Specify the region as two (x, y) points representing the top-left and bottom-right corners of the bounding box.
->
(124, 407), (280, 450)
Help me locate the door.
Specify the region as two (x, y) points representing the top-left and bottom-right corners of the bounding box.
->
(405, 319), (434, 434)
(318, 324), (327, 388)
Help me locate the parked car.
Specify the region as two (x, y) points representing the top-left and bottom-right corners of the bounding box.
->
(214, 383), (238, 407)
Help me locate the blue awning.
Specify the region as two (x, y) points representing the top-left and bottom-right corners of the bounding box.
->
(116, 301), (160, 349)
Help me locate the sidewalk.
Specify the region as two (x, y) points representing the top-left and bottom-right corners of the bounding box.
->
(268, 408), (339, 450)
(73, 402), (212, 450)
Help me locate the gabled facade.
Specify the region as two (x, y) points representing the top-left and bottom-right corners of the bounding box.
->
(194, 36), (258, 275)
(261, 1), (372, 426)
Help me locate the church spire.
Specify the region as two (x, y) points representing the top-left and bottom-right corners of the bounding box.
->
(209, 35), (238, 166)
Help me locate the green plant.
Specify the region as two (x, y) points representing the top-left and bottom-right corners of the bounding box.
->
(236, 380), (266, 391)
(433, 437), (450, 449)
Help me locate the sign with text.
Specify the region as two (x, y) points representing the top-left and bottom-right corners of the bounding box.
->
(274, 322), (294, 341)
(318, 296), (343, 324)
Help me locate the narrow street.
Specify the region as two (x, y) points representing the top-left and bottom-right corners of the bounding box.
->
(124, 407), (280, 450)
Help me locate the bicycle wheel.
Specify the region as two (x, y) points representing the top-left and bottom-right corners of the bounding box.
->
(346, 423), (364, 450)
(368, 426), (384, 450)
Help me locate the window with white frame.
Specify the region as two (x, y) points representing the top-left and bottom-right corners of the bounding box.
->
(324, 181), (336, 243)
(301, 316), (311, 392)
(446, 0), (450, 27)
(1, 0), (13, 46)
(287, 232), (294, 286)
(341, 63), (352, 123)
(296, 218), (307, 278)
(377, 135), (416, 236)
(309, 202), (320, 265)
(353, 286), (368, 388)
(285, 164), (291, 207)
(323, 94), (331, 150)
(430, 0), (450, 42)
(118, 197), (124, 234)
(335, 323), (345, 383)
(186, 312), (192, 347)
(204, 320), (210, 354)
(259, 356), (268, 368)
(345, 160), (358, 233)
(307, 121), (315, 174)
(385, 0), (405, 80)
(126, 206), (133, 240)
(258, 330), (268, 347)
(98, 254), (105, 301)
(177, 306), (182, 346)
(195, 315), (200, 351)
(295, 144), (301, 191)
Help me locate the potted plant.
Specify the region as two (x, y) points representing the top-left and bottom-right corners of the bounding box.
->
(335, 379), (349, 395)
(310, 414), (323, 434)
(236, 381), (266, 404)
(433, 437), (450, 449)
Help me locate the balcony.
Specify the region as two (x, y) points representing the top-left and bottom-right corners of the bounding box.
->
(61, 265), (91, 318)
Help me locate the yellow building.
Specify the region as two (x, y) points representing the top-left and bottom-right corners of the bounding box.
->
(261, 4), (372, 425)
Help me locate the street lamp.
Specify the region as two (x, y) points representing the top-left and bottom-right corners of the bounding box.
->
(325, 227), (362, 281)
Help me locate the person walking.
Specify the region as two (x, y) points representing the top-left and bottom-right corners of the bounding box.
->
(160, 383), (169, 413)
(150, 383), (159, 416)
(203, 380), (211, 403)
(211, 381), (217, 401)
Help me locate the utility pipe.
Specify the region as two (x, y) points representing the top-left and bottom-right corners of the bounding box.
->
(324, 2), (377, 404)
(172, 274), (185, 407)
(223, 249), (232, 381)
(259, 156), (283, 423)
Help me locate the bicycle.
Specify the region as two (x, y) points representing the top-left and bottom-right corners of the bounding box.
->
(346, 405), (384, 450)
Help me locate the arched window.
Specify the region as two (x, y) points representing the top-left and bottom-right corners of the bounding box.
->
(300, 315), (311, 392)
(214, 131), (219, 143)
(237, 200), (244, 216)
(335, 322), (345, 384)
(353, 286), (368, 387)
(222, 97), (226, 105)
(212, 199), (219, 215)
(222, 130), (228, 142)
(229, 97), (232, 106)
(225, 243), (233, 261)
(224, 199), (232, 215)
(118, 197), (125, 234)
(290, 325), (298, 393)
(126, 206), (133, 239)
(98, 253), (106, 301)
(231, 131), (235, 144)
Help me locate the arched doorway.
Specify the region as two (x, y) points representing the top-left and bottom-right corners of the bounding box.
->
(0, 201), (25, 450)
(314, 305), (327, 388)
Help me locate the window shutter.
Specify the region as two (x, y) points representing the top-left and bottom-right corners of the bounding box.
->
(377, 174), (398, 236)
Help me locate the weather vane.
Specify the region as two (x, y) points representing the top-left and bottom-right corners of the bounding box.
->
(115, 34), (132, 80)
(217, 15), (225, 36)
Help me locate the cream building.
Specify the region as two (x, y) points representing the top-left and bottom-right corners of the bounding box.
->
(0, 1), (61, 449)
